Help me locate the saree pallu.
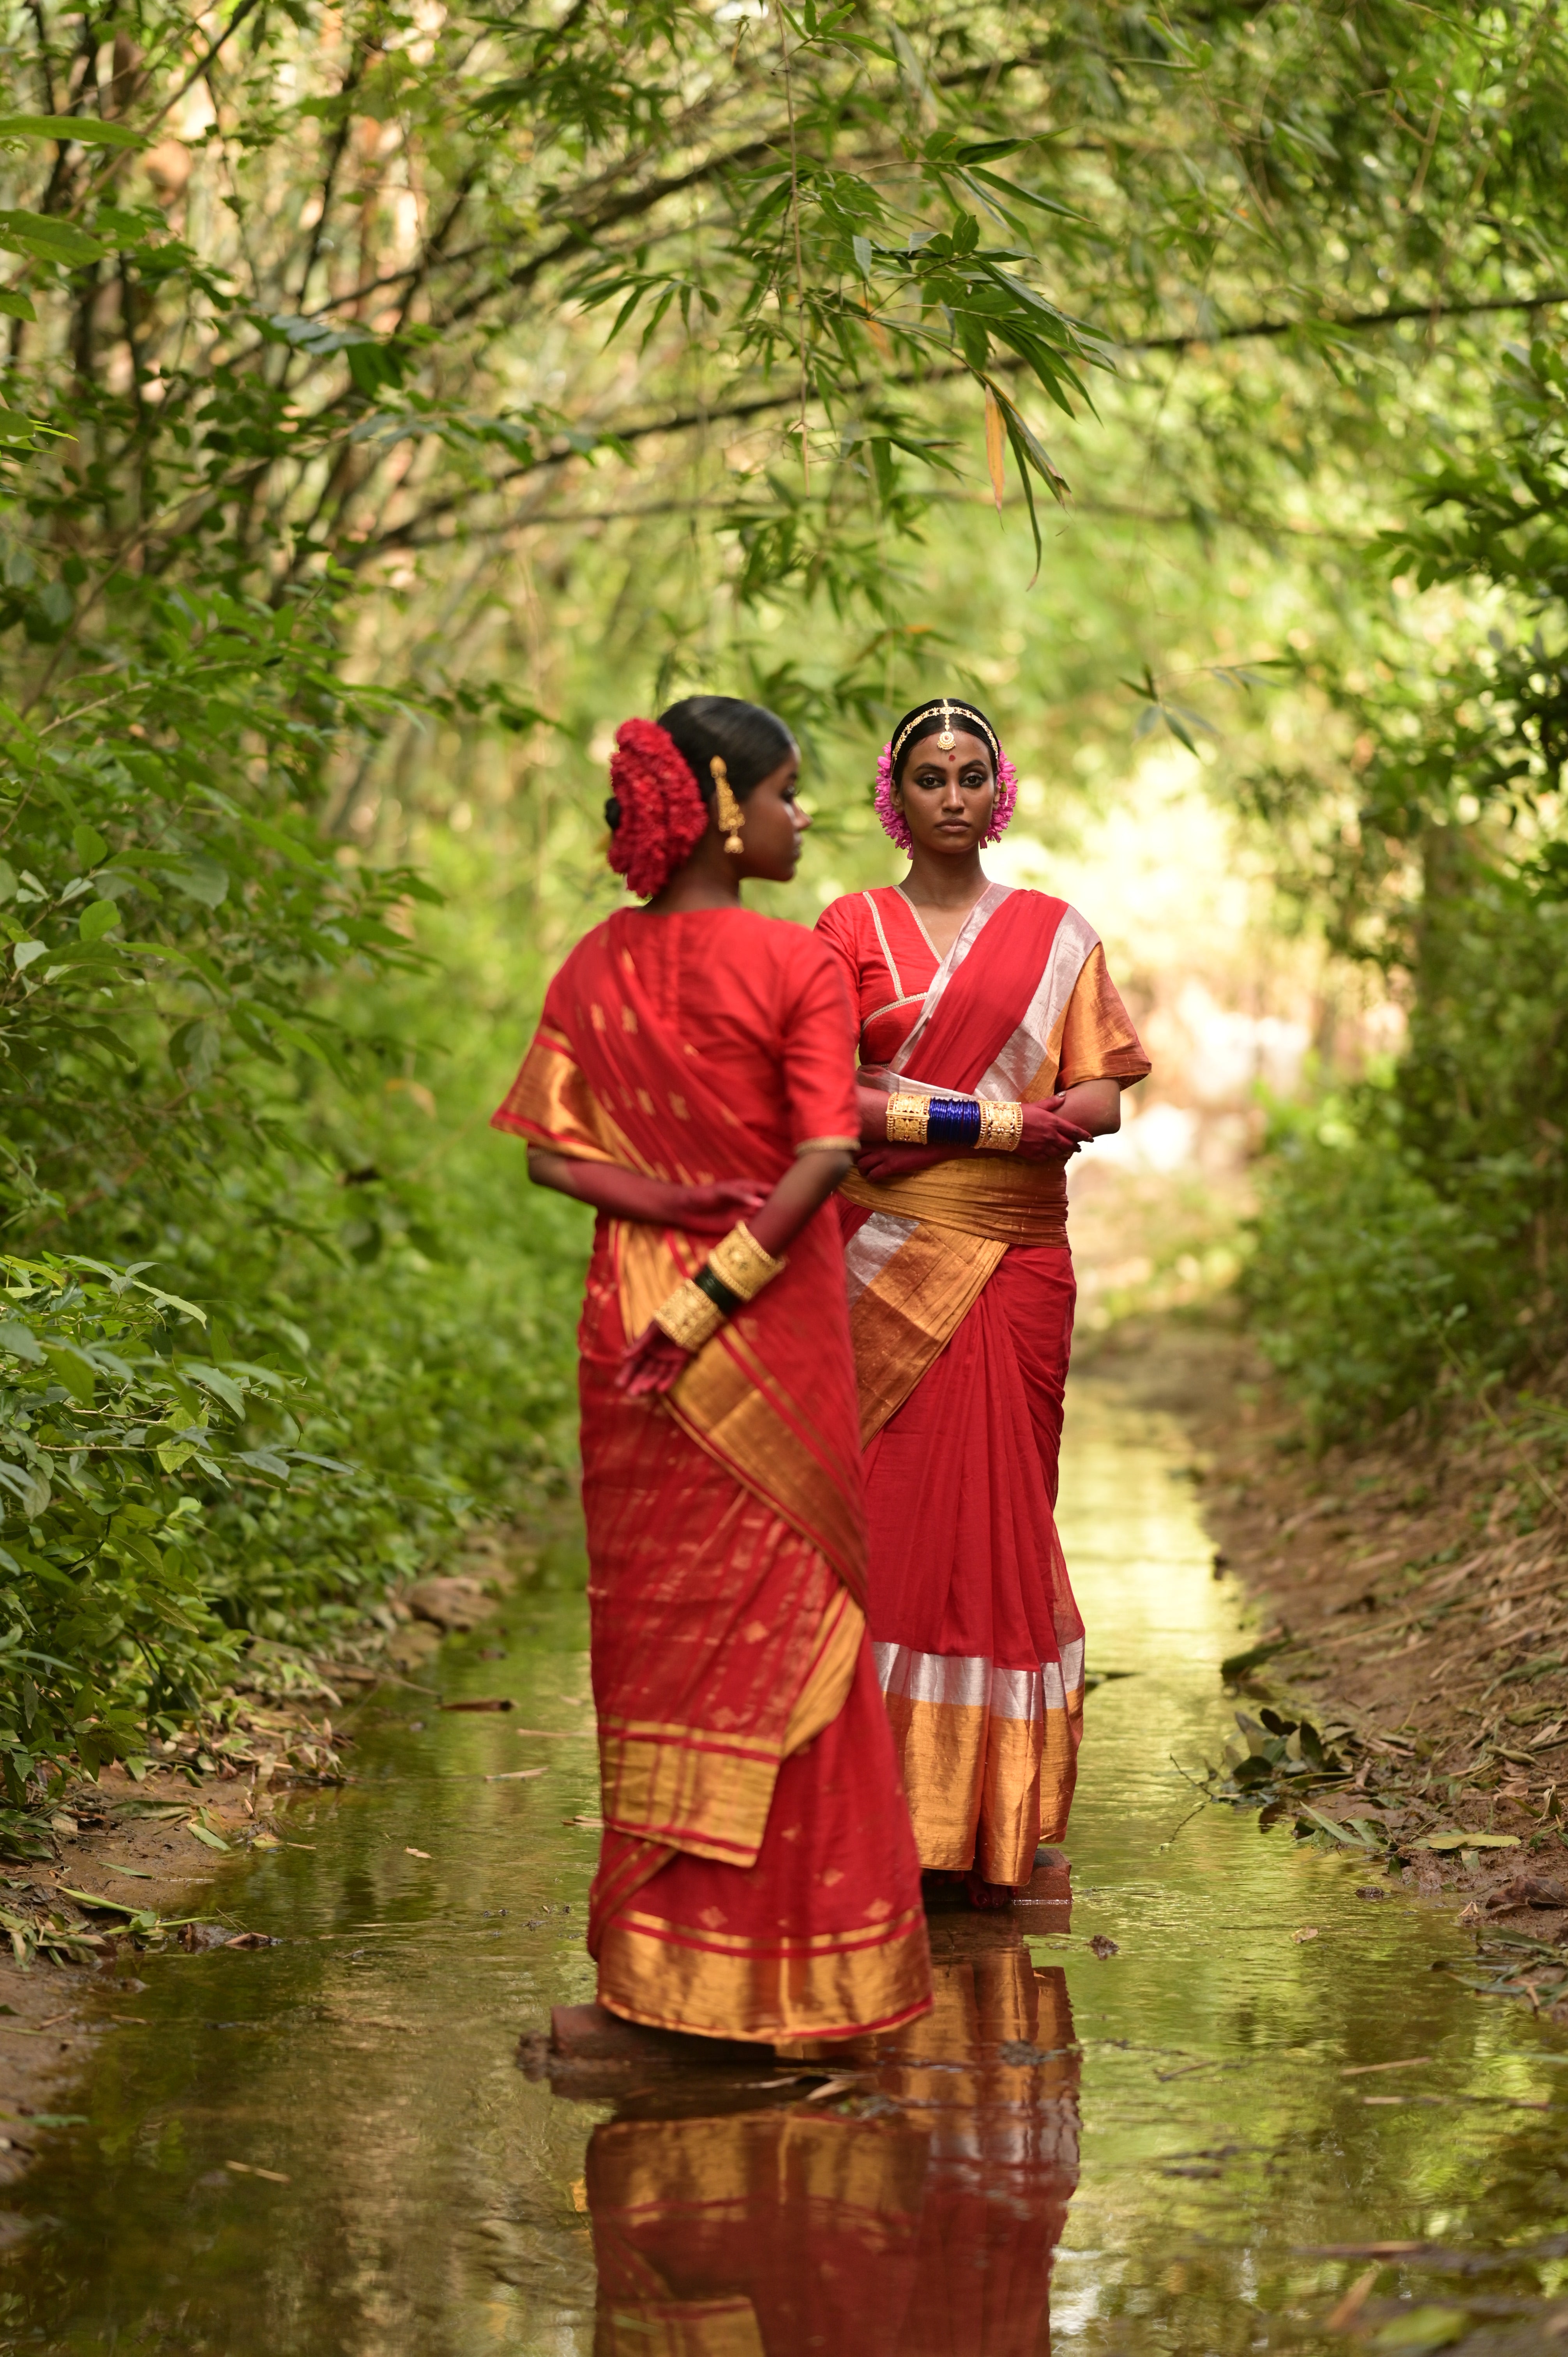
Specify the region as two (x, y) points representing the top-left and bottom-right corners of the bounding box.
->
(821, 884), (1141, 1885)
(496, 908), (931, 2040)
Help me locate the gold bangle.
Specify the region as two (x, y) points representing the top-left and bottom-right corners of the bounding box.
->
(977, 1100), (1024, 1153)
(885, 1090), (930, 1145)
(652, 1278), (725, 1352)
(706, 1220), (787, 1303)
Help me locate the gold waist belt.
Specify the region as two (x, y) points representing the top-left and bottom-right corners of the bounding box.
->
(840, 1157), (1069, 1247)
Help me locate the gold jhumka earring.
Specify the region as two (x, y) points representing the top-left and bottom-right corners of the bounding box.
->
(711, 756), (745, 853)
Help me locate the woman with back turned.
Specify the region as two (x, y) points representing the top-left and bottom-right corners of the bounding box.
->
(494, 696), (931, 2041)
(817, 697), (1151, 1908)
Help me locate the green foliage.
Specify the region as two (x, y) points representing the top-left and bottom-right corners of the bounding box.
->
(1247, 1092), (1511, 1445)
(0, 1251), (254, 1797)
(1247, 337), (1568, 1435)
(3, 0), (1568, 1762)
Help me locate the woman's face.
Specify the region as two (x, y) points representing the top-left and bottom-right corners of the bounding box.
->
(894, 728), (996, 857)
(734, 746), (808, 883)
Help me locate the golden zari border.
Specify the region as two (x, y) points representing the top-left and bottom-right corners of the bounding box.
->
(596, 1903), (932, 2043)
(492, 1031), (648, 1168)
(618, 1222), (867, 1601)
(883, 1693), (1082, 1883)
(846, 1222), (1005, 1445)
(590, 2105), (930, 2226)
(598, 1593), (865, 1867)
(840, 1153), (1067, 1247)
(599, 1724), (786, 1866)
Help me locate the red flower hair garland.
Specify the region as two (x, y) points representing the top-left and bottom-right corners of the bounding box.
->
(605, 718), (709, 898)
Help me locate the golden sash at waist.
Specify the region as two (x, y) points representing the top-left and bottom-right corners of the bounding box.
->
(839, 1154), (1068, 1247)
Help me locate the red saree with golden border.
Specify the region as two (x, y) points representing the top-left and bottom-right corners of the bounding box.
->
(817, 883), (1148, 1887)
(495, 906), (931, 2041)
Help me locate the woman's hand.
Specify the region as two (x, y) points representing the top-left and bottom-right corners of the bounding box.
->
(855, 1140), (952, 1184)
(1015, 1099), (1094, 1163)
(616, 1322), (692, 1398)
(662, 1179), (768, 1235)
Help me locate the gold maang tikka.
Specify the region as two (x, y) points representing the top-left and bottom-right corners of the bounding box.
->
(711, 756), (745, 853)
(936, 698), (957, 751)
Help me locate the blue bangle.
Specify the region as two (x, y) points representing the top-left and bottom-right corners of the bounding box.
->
(925, 1096), (982, 1147)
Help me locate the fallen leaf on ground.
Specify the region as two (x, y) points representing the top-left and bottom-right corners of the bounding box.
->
(1410, 1829), (1520, 1852)
(1089, 1935), (1119, 1958)
(1479, 1873), (1568, 1914)
(1293, 1927), (1321, 1942)
(186, 1819), (230, 1852)
(1368, 2306), (1468, 2350)
(803, 2074), (861, 2102)
(250, 1833), (281, 1850)
(101, 1862), (156, 1878)
(485, 1769), (547, 1783)
(1325, 2267), (1379, 2332)
(565, 1816), (604, 1828)
(571, 2178), (588, 2212)
(224, 2160), (290, 2185)
(405, 1846), (431, 1859)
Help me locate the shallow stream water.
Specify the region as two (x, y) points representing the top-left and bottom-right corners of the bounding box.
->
(6, 1380), (1568, 2354)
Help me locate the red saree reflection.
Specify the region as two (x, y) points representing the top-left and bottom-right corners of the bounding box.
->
(584, 1913), (1079, 2357)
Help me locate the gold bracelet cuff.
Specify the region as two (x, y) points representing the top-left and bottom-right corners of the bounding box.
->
(652, 1279), (725, 1353)
(977, 1099), (1024, 1153)
(706, 1219), (787, 1303)
(885, 1091), (930, 1145)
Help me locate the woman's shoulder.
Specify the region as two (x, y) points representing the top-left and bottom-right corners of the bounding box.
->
(1001, 883), (1099, 939)
(815, 884), (900, 946)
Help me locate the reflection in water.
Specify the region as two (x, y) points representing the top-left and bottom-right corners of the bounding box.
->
(585, 1914), (1078, 2357)
(9, 1380), (1568, 2354)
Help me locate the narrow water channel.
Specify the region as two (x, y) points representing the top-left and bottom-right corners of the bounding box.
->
(6, 1378), (1568, 2355)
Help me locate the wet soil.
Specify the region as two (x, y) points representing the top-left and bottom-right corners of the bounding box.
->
(7, 1368), (1568, 2352)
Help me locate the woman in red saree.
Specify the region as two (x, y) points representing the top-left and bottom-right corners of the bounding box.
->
(494, 695), (930, 2041)
(817, 697), (1150, 1907)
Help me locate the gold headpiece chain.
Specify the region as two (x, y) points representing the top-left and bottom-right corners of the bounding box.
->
(890, 700), (999, 766)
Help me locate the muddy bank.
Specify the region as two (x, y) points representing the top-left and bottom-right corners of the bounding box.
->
(1084, 1310), (1568, 1997)
(0, 1541), (530, 2177)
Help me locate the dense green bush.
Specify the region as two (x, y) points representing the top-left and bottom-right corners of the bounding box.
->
(1247, 1092), (1515, 1446)
(1246, 341), (1568, 1437)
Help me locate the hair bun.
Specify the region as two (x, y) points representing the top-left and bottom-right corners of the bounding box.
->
(605, 719), (710, 898)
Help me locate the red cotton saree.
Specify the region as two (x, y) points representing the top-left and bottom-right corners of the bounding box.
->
(816, 883), (1150, 1886)
(494, 905), (932, 2042)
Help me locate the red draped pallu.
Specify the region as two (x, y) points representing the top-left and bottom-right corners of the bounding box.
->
(817, 883), (1150, 1885)
(495, 906), (932, 2040)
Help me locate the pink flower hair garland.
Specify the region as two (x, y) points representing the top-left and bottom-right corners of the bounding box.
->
(873, 739), (1019, 851)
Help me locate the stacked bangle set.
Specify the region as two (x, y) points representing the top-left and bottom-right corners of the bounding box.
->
(885, 1091), (1024, 1153)
(653, 1220), (787, 1354)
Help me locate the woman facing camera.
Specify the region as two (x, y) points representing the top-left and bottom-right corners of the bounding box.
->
(817, 697), (1150, 1907)
(494, 695), (931, 2040)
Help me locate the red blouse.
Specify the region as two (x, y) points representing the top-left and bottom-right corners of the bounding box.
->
(498, 905), (860, 1167)
(815, 885), (1150, 1091)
